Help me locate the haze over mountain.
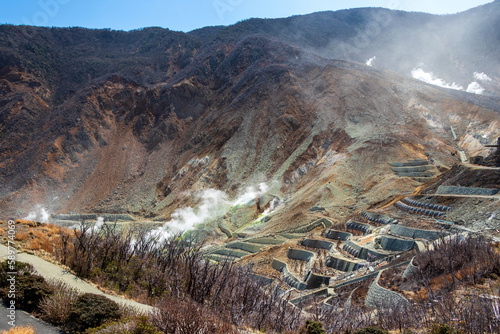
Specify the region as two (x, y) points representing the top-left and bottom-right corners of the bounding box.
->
(0, 2), (499, 232)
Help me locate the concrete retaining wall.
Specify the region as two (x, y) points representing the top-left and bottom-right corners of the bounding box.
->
(344, 286), (358, 310)
(287, 218), (333, 234)
(436, 186), (499, 196)
(396, 172), (434, 178)
(211, 248), (250, 258)
(290, 288), (328, 305)
(346, 221), (373, 234)
(404, 197), (452, 212)
(326, 255), (363, 272)
(324, 229), (352, 241)
(272, 259), (307, 290)
(301, 238), (335, 250)
(287, 248), (315, 262)
(207, 254), (238, 262)
(248, 237), (285, 245)
(249, 274), (274, 286)
(226, 242), (263, 253)
(362, 211), (398, 225)
(402, 256), (419, 279)
(305, 271), (330, 289)
(380, 235), (415, 252)
(396, 201), (445, 217)
(391, 166), (431, 173)
(279, 233), (304, 239)
(365, 270), (410, 309)
(390, 224), (446, 241)
(343, 240), (389, 261)
(389, 160), (429, 167)
(51, 213), (135, 221)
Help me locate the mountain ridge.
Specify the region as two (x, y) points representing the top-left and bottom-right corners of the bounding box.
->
(0, 4), (499, 224)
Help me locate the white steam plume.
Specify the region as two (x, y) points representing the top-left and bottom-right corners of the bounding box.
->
(411, 68), (464, 91)
(24, 205), (50, 223)
(473, 72), (492, 82)
(466, 81), (485, 95)
(232, 183), (269, 206)
(365, 56), (376, 67)
(92, 216), (105, 231)
(150, 188), (229, 242)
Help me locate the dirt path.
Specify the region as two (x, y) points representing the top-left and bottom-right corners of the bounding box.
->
(0, 245), (154, 314)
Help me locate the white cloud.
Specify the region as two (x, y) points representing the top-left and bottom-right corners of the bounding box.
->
(411, 68), (464, 91)
(366, 56), (376, 67)
(466, 81), (485, 95)
(473, 72), (492, 82)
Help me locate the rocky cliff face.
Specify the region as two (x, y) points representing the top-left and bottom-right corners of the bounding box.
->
(0, 5), (499, 232)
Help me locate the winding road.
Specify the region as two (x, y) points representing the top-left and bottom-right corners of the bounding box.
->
(0, 244), (154, 332)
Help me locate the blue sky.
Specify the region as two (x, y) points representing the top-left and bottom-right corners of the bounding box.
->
(0, 0), (493, 32)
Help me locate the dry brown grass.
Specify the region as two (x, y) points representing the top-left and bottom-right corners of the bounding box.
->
(2, 325), (36, 334)
(28, 239), (41, 251)
(15, 219), (37, 227)
(14, 231), (29, 241)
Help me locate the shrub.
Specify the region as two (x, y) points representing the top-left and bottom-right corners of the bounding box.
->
(68, 293), (121, 331)
(0, 266), (53, 313)
(84, 316), (161, 334)
(40, 281), (79, 325)
(299, 320), (326, 334)
(355, 327), (388, 334)
(430, 323), (456, 334)
(149, 298), (237, 334)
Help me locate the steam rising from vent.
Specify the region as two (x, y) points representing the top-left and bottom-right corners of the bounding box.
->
(411, 68), (464, 91)
(93, 216), (105, 231)
(466, 81), (485, 95)
(24, 205), (50, 223)
(150, 188), (229, 242)
(466, 72), (492, 94)
(411, 68), (493, 95)
(366, 56), (376, 67)
(474, 72), (492, 82)
(232, 183), (269, 206)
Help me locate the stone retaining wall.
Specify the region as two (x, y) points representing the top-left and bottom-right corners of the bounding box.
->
(365, 270), (410, 309)
(402, 256), (419, 279)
